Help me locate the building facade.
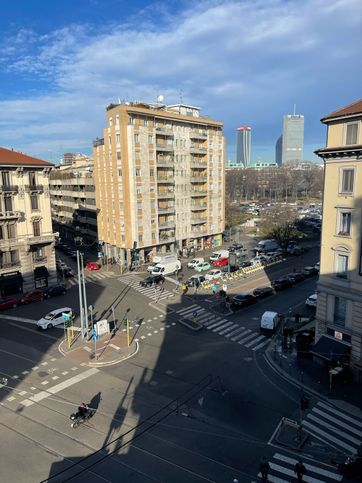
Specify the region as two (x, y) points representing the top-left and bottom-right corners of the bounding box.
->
(93, 101), (225, 266)
(49, 155), (97, 245)
(0, 147), (56, 295)
(236, 126), (251, 167)
(315, 99), (362, 380)
(277, 114), (304, 165)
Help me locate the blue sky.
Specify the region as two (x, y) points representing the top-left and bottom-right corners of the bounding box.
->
(0, 0), (361, 164)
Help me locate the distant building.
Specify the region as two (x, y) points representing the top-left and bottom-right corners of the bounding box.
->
(236, 126), (251, 167)
(249, 161), (278, 169)
(276, 114), (304, 165)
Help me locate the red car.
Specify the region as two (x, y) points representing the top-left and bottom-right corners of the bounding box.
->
(0, 296), (18, 310)
(19, 290), (44, 305)
(85, 262), (101, 270)
(213, 257), (229, 267)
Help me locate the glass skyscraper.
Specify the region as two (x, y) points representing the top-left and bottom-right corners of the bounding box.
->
(236, 126), (251, 167)
(277, 114), (304, 165)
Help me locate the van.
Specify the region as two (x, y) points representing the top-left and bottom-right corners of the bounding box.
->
(253, 239), (279, 254)
(147, 253), (177, 272)
(209, 250), (229, 262)
(151, 260), (181, 276)
(260, 311), (281, 332)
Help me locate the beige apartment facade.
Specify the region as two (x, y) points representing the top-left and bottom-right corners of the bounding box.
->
(50, 155), (98, 244)
(93, 102), (225, 266)
(315, 99), (362, 381)
(0, 147), (57, 295)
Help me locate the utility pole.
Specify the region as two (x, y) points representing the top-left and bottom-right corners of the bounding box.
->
(77, 250), (84, 339)
(80, 252), (89, 338)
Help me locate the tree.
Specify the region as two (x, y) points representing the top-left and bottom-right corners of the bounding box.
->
(259, 206), (300, 253)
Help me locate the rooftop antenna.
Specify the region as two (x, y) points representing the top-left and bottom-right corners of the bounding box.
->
(179, 89), (183, 104)
(293, 103), (296, 115)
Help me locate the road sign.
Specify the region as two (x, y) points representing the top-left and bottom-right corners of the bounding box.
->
(192, 311), (198, 318)
(92, 328), (99, 341)
(62, 312), (72, 321)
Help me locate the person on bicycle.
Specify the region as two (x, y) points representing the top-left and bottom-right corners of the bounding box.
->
(78, 402), (89, 418)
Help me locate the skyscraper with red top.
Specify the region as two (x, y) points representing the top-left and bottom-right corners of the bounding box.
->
(236, 126), (251, 167)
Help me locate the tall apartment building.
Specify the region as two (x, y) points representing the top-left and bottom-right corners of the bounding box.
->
(0, 147), (56, 295)
(93, 101), (225, 266)
(50, 155), (97, 244)
(314, 99), (362, 381)
(276, 113), (304, 165)
(236, 126), (251, 167)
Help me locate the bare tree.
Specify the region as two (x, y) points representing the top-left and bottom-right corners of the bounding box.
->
(259, 205), (300, 253)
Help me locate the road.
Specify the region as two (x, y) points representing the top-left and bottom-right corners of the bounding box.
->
(0, 239), (358, 482)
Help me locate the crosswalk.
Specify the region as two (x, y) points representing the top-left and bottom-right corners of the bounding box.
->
(302, 400), (362, 455)
(175, 304), (270, 352)
(254, 452), (342, 482)
(118, 274), (175, 302)
(66, 271), (116, 287)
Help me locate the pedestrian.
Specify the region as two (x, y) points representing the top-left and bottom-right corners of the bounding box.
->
(222, 282), (227, 294)
(260, 456), (270, 482)
(211, 283), (217, 295)
(294, 460), (306, 482)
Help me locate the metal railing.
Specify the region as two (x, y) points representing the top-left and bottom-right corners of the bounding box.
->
(0, 185), (18, 193)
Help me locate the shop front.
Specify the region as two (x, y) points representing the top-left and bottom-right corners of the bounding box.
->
(34, 266), (49, 289)
(0, 271), (23, 297)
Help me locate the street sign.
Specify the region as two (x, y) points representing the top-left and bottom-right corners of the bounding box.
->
(92, 328), (99, 341)
(62, 312), (72, 321)
(98, 251), (103, 258)
(192, 311), (198, 318)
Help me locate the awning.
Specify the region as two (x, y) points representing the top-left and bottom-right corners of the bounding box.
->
(0, 273), (23, 287)
(311, 336), (350, 361)
(34, 266), (49, 279)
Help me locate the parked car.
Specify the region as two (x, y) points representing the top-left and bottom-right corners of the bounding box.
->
(240, 260), (253, 268)
(19, 289), (44, 305)
(85, 262), (101, 270)
(222, 264), (239, 273)
(315, 262), (320, 273)
(195, 262), (211, 272)
(231, 292), (257, 308)
(253, 286), (274, 299)
(306, 293), (318, 308)
(205, 269), (223, 281)
(287, 271), (305, 284)
(0, 296), (18, 310)
(140, 274), (165, 287)
(212, 257), (229, 267)
(266, 251), (282, 262)
(272, 277), (293, 291)
(186, 275), (206, 287)
(302, 266), (318, 276)
(229, 243), (243, 252)
(187, 257), (204, 269)
(43, 285), (67, 299)
(37, 307), (74, 330)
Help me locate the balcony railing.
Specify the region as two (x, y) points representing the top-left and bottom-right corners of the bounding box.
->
(158, 220), (175, 229)
(0, 185), (18, 193)
(0, 211), (21, 220)
(0, 261), (21, 270)
(190, 146), (207, 154)
(191, 217), (207, 225)
(191, 204), (207, 211)
(25, 184), (44, 193)
(156, 158), (174, 167)
(159, 235), (176, 243)
(158, 206), (175, 214)
(157, 191), (175, 199)
(191, 176), (207, 182)
(155, 127), (174, 136)
(93, 137), (104, 147)
(27, 234), (55, 245)
(190, 159), (207, 167)
(32, 255), (48, 264)
(156, 144), (174, 152)
(191, 191), (207, 197)
(190, 130), (207, 140)
(157, 176), (175, 184)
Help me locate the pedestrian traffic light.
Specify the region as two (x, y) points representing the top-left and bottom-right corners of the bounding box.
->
(300, 395), (310, 411)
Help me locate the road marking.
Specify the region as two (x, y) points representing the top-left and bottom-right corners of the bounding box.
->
(212, 321), (234, 333)
(52, 376), (59, 381)
(83, 346), (92, 352)
(206, 318), (228, 330)
(225, 326), (245, 338)
(269, 462), (327, 483)
(32, 366), (39, 370)
(244, 334), (265, 348)
(252, 338), (271, 351)
(317, 401), (362, 427)
(71, 366), (78, 371)
(312, 407), (362, 436)
(19, 391), (27, 396)
(41, 362), (48, 366)
(303, 420), (357, 453)
(109, 344), (120, 350)
(30, 387), (36, 391)
(273, 453), (342, 480)
(217, 323), (239, 336)
(237, 332), (259, 345)
(20, 368), (98, 407)
(50, 358), (57, 362)
(41, 381), (49, 385)
(61, 371), (68, 376)
(22, 370), (29, 375)
(12, 375), (19, 379)
(7, 396), (15, 402)
(231, 329), (251, 341)
(307, 413), (361, 445)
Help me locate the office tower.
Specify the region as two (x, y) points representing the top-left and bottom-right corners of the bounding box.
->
(275, 135), (283, 166)
(236, 126), (251, 167)
(0, 147), (56, 295)
(280, 114), (304, 165)
(93, 101), (225, 267)
(314, 99), (362, 379)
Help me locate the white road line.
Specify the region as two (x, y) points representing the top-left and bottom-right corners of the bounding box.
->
(20, 368), (98, 407)
(176, 304), (199, 315)
(225, 326), (245, 338)
(244, 334), (265, 348)
(302, 420), (357, 453)
(109, 344), (120, 350)
(206, 319), (228, 330)
(257, 473), (288, 483)
(19, 391), (27, 396)
(306, 414), (361, 445)
(213, 321), (234, 333)
(317, 401), (362, 428)
(252, 338), (271, 351)
(7, 396), (16, 402)
(269, 462), (326, 483)
(237, 332), (260, 345)
(218, 324), (239, 336)
(231, 329), (251, 341)
(312, 407), (362, 437)
(274, 453), (342, 480)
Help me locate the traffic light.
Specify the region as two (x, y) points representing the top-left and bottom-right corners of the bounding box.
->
(300, 395), (310, 411)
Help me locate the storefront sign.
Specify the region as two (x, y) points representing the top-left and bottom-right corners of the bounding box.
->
(334, 330), (343, 341)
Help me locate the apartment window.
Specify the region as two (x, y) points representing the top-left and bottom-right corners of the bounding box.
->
(134, 134), (139, 143)
(116, 133), (120, 144)
(1, 171), (10, 186)
(150, 168), (154, 177)
(129, 116), (134, 125)
(333, 296), (347, 327)
(336, 253), (348, 279)
(118, 169), (122, 177)
(345, 122), (358, 145)
(143, 119), (148, 127)
(30, 194), (39, 210)
(138, 234), (143, 242)
(148, 135), (153, 144)
(7, 224), (15, 239)
(108, 135), (112, 146)
(136, 168), (141, 177)
(152, 232), (156, 240)
(116, 151), (121, 161)
(33, 220), (41, 237)
(10, 250), (19, 263)
(0, 226), (2, 239)
(4, 196), (13, 211)
(29, 171), (36, 186)
(337, 211), (351, 236)
(115, 115), (119, 126)
(339, 168), (355, 194)
(109, 117), (113, 127)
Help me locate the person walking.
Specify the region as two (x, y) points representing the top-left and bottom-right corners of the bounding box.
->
(294, 460), (306, 482)
(259, 456), (270, 482)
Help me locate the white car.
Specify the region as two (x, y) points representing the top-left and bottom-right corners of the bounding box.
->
(187, 257), (204, 268)
(305, 294), (317, 308)
(37, 307), (74, 330)
(205, 269), (222, 281)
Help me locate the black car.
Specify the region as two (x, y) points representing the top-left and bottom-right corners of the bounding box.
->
(231, 292), (257, 308)
(272, 277), (293, 291)
(253, 285), (274, 299)
(186, 275), (205, 287)
(140, 275), (165, 287)
(302, 266), (318, 277)
(43, 285), (67, 298)
(229, 243), (243, 252)
(287, 271), (305, 284)
(240, 260), (253, 268)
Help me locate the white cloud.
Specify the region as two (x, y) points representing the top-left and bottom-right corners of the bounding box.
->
(0, 0), (361, 161)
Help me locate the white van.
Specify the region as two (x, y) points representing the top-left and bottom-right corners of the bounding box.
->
(151, 260), (181, 276)
(209, 250), (229, 262)
(147, 253), (177, 272)
(253, 239), (279, 254)
(260, 311), (281, 332)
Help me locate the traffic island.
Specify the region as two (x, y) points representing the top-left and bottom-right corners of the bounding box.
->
(273, 417), (309, 449)
(58, 330), (138, 367)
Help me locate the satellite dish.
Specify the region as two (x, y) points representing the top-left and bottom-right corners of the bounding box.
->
(157, 95), (164, 103)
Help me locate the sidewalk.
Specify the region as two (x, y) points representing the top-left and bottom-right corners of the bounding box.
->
(265, 339), (362, 412)
(58, 329), (138, 367)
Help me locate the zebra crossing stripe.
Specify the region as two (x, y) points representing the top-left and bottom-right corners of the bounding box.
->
(212, 321), (234, 333)
(217, 323), (238, 336)
(176, 304), (199, 315)
(181, 307), (206, 318)
(244, 334), (265, 348)
(202, 317), (220, 327)
(231, 329), (251, 341)
(302, 420), (357, 454)
(307, 413), (361, 445)
(312, 408), (362, 437)
(317, 401), (362, 428)
(225, 326), (246, 338)
(237, 332), (259, 344)
(257, 474), (288, 483)
(269, 462), (326, 483)
(206, 318), (228, 330)
(252, 338), (270, 351)
(273, 454), (342, 481)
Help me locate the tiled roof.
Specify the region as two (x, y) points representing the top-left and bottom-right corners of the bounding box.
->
(321, 99), (362, 122)
(0, 147), (53, 167)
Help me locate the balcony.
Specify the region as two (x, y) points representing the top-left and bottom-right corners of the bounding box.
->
(157, 191), (175, 199)
(93, 137), (104, 147)
(190, 146), (207, 154)
(191, 190), (207, 197)
(191, 204), (207, 211)
(158, 206), (175, 214)
(159, 234), (176, 243)
(0, 185), (18, 194)
(191, 217), (207, 225)
(190, 159), (207, 168)
(156, 157), (174, 167)
(190, 130), (207, 140)
(0, 211), (21, 220)
(156, 143), (174, 152)
(27, 234), (55, 245)
(155, 127), (174, 136)
(191, 175), (207, 183)
(32, 255), (47, 265)
(25, 184), (44, 193)
(157, 176), (175, 184)
(158, 220), (175, 229)
(0, 261), (21, 271)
